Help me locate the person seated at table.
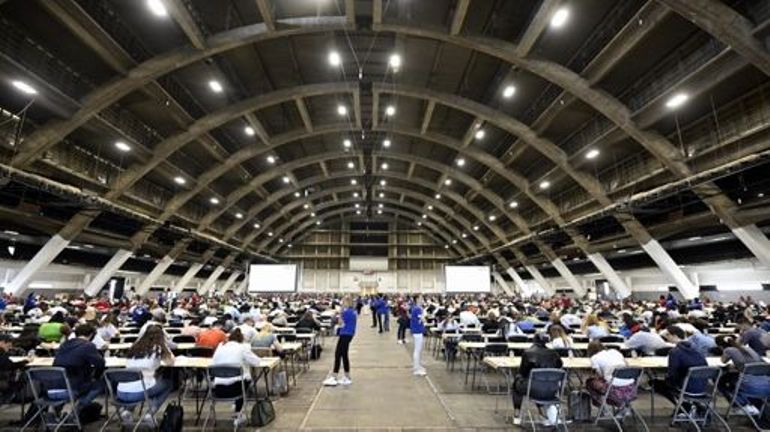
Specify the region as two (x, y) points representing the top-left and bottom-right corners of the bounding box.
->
(738, 317), (769, 356)
(52, 324), (105, 412)
(687, 320), (717, 356)
(715, 335), (769, 416)
(585, 341), (636, 407)
(197, 320), (228, 350)
(296, 310), (321, 332)
(38, 311), (70, 343)
(252, 322), (284, 355)
(618, 314), (640, 338)
(624, 327), (672, 356)
(459, 305), (481, 328)
(512, 332), (563, 425)
(582, 314), (610, 341)
(201, 311), (219, 327)
(437, 313), (460, 333)
(236, 317), (258, 344)
(271, 310), (289, 327)
(481, 311), (500, 334)
(14, 325), (42, 354)
(547, 324), (573, 349)
(651, 325), (707, 406)
(180, 317), (203, 339)
(0, 333), (28, 372)
(117, 326), (175, 422)
(559, 309), (582, 330)
(212, 328), (262, 428)
(137, 313), (177, 350)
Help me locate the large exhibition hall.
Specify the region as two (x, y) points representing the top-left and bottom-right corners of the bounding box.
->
(0, 0), (770, 430)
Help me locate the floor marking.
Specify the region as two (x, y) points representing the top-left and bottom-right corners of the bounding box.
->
(298, 377), (325, 430)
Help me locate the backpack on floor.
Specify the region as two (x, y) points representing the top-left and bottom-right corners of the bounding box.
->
(568, 390), (592, 422)
(159, 403), (184, 432)
(251, 398), (276, 427)
(311, 344), (323, 360)
(78, 402), (103, 424)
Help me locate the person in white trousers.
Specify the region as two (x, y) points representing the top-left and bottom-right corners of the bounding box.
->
(410, 296), (427, 376)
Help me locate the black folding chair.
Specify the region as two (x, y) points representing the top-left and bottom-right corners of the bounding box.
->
(22, 367), (82, 432)
(102, 369), (159, 432)
(202, 365), (249, 431)
(725, 362), (770, 431)
(670, 366), (730, 432)
(518, 368), (568, 431)
(593, 367), (648, 432)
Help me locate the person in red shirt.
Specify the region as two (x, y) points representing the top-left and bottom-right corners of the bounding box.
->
(196, 321), (227, 350)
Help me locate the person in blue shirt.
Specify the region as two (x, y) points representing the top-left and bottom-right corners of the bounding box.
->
(410, 296), (427, 376)
(376, 295), (390, 333)
(324, 296), (357, 387)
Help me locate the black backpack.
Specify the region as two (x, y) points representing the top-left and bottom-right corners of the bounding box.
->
(251, 399), (276, 427)
(159, 403), (184, 432)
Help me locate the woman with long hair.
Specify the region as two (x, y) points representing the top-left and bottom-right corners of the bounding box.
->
(547, 324), (574, 349)
(251, 322), (283, 354)
(323, 296), (357, 386)
(582, 314), (610, 341)
(117, 325), (175, 422)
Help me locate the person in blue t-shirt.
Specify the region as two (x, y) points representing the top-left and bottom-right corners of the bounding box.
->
(324, 296), (357, 387)
(376, 295), (390, 333)
(410, 296), (427, 376)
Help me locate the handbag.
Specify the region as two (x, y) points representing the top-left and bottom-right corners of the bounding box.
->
(159, 403), (184, 432)
(250, 398), (276, 427)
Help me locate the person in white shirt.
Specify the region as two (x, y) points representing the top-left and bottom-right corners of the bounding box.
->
(625, 328), (672, 355)
(585, 341), (636, 405)
(93, 314), (120, 350)
(459, 307), (480, 327)
(212, 328), (262, 428)
(236, 318), (258, 344)
(117, 326), (175, 422)
(547, 324), (574, 350)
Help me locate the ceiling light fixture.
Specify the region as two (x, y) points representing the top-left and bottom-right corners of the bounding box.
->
(303, 204), (310, 209)
(378, 203), (383, 208)
(422, 214), (427, 219)
(456, 158), (465, 167)
(343, 139), (352, 148)
(351, 179), (357, 185)
(435, 194), (441, 199)
(539, 180), (551, 190)
(266, 155), (276, 164)
(235, 213), (243, 219)
(585, 149), (600, 160)
(208, 80), (223, 93)
(473, 225), (479, 231)
(381, 162), (389, 170)
(173, 176), (186, 185)
(146, 0), (168, 17)
(244, 126), (255, 136)
(328, 50), (341, 67)
(378, 192), (385, 198)
(382, 139), (391, 148)
(385, 105), (396, 116)
(488, 215), (497, 221)
(114, 141), (131, 152)
(502, 85), (516, 98)
(268, 231), (273, 236)
(444, 179), (452, 186)
(353, 192), (359, 198)
(294, 192), (301, 198)
(509, 201), (518, 208)
(389, 53), (402, 70)
(11, 80), (37, 95)
(347, 161), (355, 169)
(210, 197), (220, 205)
(282, 176), (291, 184)
(665, 92), (689, 109)
(474, 129), (486, 140)
(337, 105), (348, 116)
(356, 210), (362, 215)
(379, 179), (387, 186)
(550, 7), (569, 28)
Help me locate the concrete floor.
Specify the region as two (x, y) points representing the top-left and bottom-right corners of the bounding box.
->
(1, 311), (763, 430)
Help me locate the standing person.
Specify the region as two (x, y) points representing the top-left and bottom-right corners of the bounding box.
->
(324, 296), (357, 386)
(411, 296), (427, 376)
(369, 296), (378, 328)
(396, 298), (409, 344)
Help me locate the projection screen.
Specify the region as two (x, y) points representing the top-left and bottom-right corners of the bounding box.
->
(445, 265), (491, 293)
(248, 264), (298, 292)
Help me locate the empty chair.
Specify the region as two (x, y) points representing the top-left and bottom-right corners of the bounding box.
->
(592, 367), (648, 432)
(670, 366), (730, 432)
(22, 367), (82, 432)
(517, 368), (568, 431)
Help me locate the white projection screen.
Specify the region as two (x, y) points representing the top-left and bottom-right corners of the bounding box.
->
(248, 264), (298, 292)
(445, 265), (491, 293)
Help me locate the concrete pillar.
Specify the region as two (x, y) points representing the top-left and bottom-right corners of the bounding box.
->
(492, 271), (514, 296)
(84, 249), (133, 297)
(218, 271), (241, 294)
(641, 239), (699, 299)
(236, 274), (250, 294)
(171, 263), (204, 293)
(586, 252), (632, 299)
(198, 265), (226, 295)
(731, 225), (770, 268)
(5, 234), (70, 296)
(505, 268), (526, 294)
(136, 255), (176, 295)
(550, 258), (586, 297)
(525, 265), (554, 296)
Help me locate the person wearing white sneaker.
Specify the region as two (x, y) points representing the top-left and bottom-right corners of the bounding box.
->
(410, 296), (427, 376)
(325, 297), (357, 387)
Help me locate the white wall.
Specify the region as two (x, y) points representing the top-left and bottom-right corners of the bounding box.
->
(299, 268), (444, 293)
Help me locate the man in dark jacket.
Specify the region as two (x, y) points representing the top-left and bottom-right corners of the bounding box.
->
(652, 325), (708, 405)
(52, 324), (105, 408)
(512, 332), (563, 410)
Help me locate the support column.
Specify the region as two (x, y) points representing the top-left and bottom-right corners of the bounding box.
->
(641, 239), (699, 299)
(505, 268), (526, 295)
(236, 274), (250, 294)
(84, 249), (133, 297)
(5, 234), (70, 296)
(171, 263), (204, 293)
(218, 271), (241, 294)
(492, 271), (514, 296)
(137, 255), (176, 295)
(731, 225), (770, 268)
(586, 253), (632, 299)
(198, 265), (226, 295)
(525, 265), (554, 296)
(550, 258), (586, 297)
